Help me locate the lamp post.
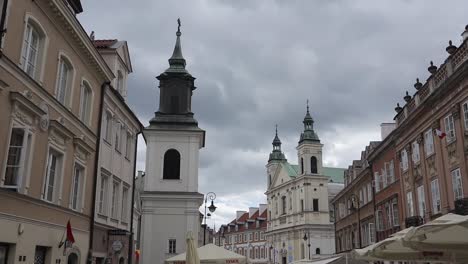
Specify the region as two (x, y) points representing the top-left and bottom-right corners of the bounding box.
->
(203, 192), (217, 245)
(349, 193), (361, 249)
(302, 233), (310, 259)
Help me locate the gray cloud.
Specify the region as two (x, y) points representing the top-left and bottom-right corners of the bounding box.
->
(79, 0), (468, 226)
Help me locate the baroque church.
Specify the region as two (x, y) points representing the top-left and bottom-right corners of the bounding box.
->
(265, 106), (344, 263)
(139, 22), (206, 264)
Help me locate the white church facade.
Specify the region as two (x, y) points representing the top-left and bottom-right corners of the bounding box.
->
(140, 22), (205, 264)
(265, 106), (344, 263)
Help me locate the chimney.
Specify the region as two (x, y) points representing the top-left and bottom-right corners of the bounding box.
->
(380, 123), (396, 140)
(249, 207), (258, 218)
(259, 204), (267, 214)
(236, 211), (246, 221)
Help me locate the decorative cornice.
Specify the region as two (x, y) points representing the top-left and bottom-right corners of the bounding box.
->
(49, 119), (74, 140)
(10, 91), (46, 117)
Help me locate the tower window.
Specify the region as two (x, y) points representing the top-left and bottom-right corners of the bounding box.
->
(316, 248), (320, 255)
(301, 158), (304, 174)
(170, 96), (179, 113)
(163, 149), (180, 180)
(311, 156), (317, 174)
(313, 199), (319, 212)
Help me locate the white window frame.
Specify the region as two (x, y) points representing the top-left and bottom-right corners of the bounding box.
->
(416, 185), (426, 219)
(431, 178), (441, 214)
(367, 183), (372, 202)
(103, 111), (113, 142)
(70, 162), (84, 211)
(20, 15), (48, 81)
(98, 170), (109, 215)
(444, 114), (456, 143)
(401, 149), (409, 171)
(121, 185), (129, 222)
(374, 172), (380, 192)
(368, 223), (375, 243)
(43, 148), (64, 203)
(2, 126), (34, 191)
(406, 191), (414, 217)
(168, 239), (176, 254)
(392, 198), (399, 227)
(125, 131), (132, 159)
(463, 101), (468, 131)
(451, 168), (463, 200)
(412, 141), (420, 164)
(54, 52), (75, 107)
(115, 122), (122, 153)
(111, 178), (120, 219)
(79, 79), (93, 125)
(424, 129), (434, 156)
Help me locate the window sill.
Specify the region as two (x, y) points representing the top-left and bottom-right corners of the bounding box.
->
(97, 213), (108, 219)
(425, 152), (435, 159)
(446, 139), (456, 146)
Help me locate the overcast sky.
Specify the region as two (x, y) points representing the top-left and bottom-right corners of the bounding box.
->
(79, 0), (467, 227)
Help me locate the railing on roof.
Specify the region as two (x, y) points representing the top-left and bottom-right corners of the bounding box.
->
(396, 39), (468, 126)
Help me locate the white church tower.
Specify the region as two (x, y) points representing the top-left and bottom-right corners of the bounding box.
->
(140, 21), (205, 264)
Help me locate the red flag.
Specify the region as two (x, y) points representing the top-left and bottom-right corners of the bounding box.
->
(435, 129), (446, 139)
(66, 220), (75, 244)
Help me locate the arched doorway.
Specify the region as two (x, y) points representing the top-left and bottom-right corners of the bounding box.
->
(67, 253), (78, 264)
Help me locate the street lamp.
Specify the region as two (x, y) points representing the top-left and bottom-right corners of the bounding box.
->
(203, 192), (217, 245)
(302, 233), (310, 259)
(349, 193), (361, 249)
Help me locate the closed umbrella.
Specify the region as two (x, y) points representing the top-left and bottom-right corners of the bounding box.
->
(186, 231), (200, 264)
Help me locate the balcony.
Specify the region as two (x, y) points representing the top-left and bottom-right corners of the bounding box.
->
(405, 216), (423, 228)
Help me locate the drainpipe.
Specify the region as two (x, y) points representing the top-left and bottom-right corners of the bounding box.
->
(370, 162), (376, 242)
(128, 131), (142, 264)
(88, 81), (110, 264)
(0, 0), (9, 55)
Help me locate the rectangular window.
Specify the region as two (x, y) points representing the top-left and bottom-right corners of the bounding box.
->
(451, 168), (463, 200)
(412, 141), (420, 163)
(401, 149), (409, 171)
(424, 129), (434, 156)
(260, 231), (264, 240)
(70, 163), (83, 211)
(387, 160), (395, 184)
(392, 199), (399, 226)
(374, 172), (380, 192)
(21, 23), (40, 78)
(4, 128), (33, 189)
(122, 186), (129, 222)
(406, 191), (414, 217)
(243, 234), (246, 242)
(300, 199), (304, 212)
(313, 199), (319, 212)
(444, 114), (456, 143)
(44, 149), (63, 202)
(367, 183), (372, 202)
(111, 180), (119, 219)
(79, 83), (92, 125)
(249, 233), (253, 241)
(463, 101), (468, 130)
(381, 167), (387, 189)
(282, 196), (286, 214)
(376, 210), (384, 231)
(98, 173), (108, 215)
(368, 223), (375, 243)
(385, 203), (392, 229)
(115, 123), (121, 152)
(104, 112), (112, 142)
(168, 239), (176, 254)
(431, 179), (441, 214)
(417, 185), (426, 218)
(0, 244), (9, 264)
(125, 132), (132, 159)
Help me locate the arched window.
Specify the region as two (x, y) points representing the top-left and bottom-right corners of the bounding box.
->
(56, 55), (74, 105)
(301, 158), (304, 174)
(281, 196), (286, 215)
(163, 149), (180, 180)
(315, 248), (320, 255)
(21, 17), (47, 80)
(79, 80), (92, 125)
(269, 174), (272, 186)
(311, 156), (317, 174)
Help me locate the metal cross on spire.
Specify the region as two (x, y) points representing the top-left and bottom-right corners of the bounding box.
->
(306, 99), (310, 113)
(177, 18), (181, 33)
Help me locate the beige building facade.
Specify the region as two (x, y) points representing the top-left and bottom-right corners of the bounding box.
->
(0, 1), (117, 264)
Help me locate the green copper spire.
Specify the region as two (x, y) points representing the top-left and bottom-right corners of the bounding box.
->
(299, 100), (320, 144)
(166, 18), (188, 74)
(269, 125), (286, 162)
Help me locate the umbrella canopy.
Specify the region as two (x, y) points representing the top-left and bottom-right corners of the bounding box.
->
(402, 213), (468, 252)
(185, 232), (200, 264)
(166, 244), (246, 264)
(353, 227), (468, 262)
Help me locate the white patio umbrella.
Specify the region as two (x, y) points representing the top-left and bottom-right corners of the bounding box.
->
(185, 231), (200, 264)
(166, 244), (246, 264)
(402, 213), (468, 252)
(353, 227), (468, 262)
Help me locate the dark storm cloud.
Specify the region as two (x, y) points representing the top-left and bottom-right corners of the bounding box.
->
(79, 0), (468, 225)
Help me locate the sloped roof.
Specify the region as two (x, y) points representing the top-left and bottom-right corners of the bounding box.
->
(92, 39), (117, 48)
(281, 161), (344, 183)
